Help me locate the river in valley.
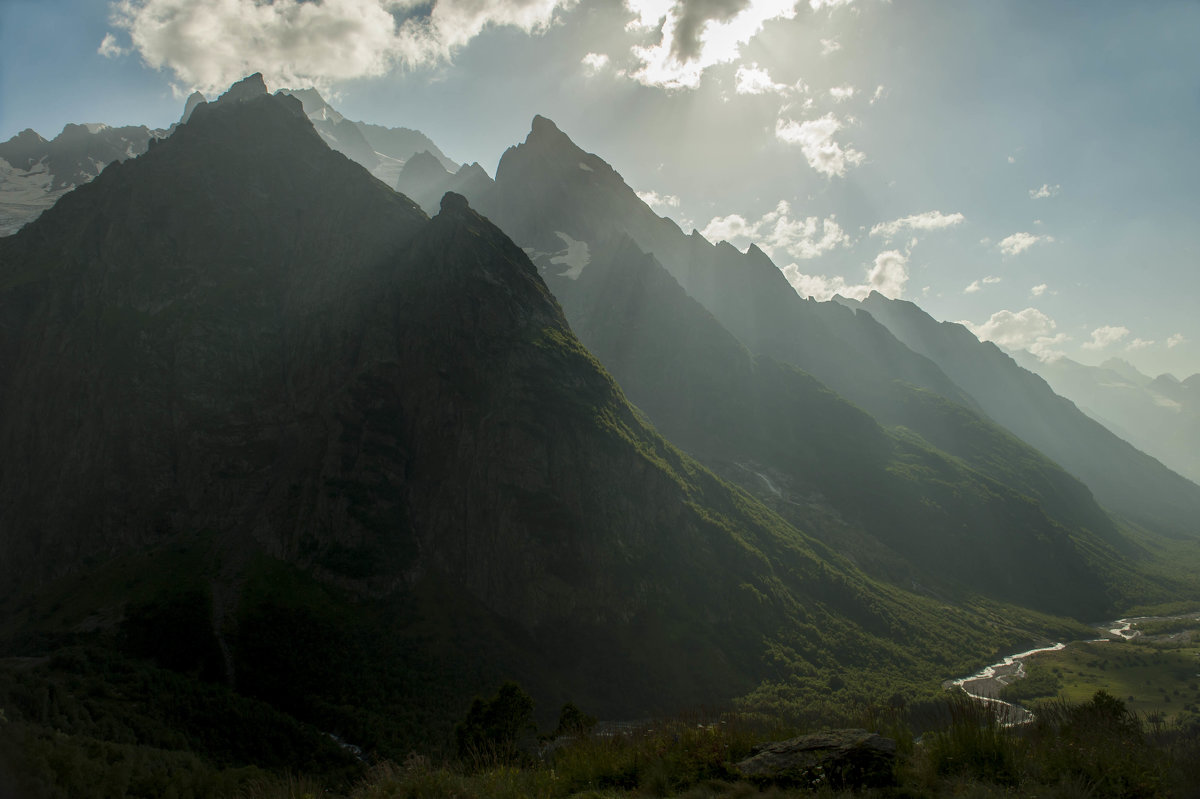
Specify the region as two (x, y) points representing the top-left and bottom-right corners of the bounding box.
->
(949, 612), (1200, 724)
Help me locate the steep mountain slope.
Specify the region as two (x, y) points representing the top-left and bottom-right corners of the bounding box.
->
(444, 115), (1200, 544)
(542, 235), (1138, 617)
(419, 117), (1159, 547)
(0, 77), (1047, 766)
(0, 122), (166, 236)
(1011, 352), (1200, 485)
(847, 293), (1200, 538)
(474, 118), (983, 426)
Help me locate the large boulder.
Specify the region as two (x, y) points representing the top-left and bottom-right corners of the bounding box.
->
(734, 728), (896, 789)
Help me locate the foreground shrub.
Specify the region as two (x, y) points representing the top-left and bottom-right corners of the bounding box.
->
(922, 696), (1021, 787)
(1024, 690), (1162, 798)
(454, 681), (536, 767)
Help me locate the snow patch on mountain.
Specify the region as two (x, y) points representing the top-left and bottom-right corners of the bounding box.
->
(551, 232), (590, 279)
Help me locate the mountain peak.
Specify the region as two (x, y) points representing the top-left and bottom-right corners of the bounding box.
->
(276, 87), (343, 123)
(525, 115), (577, 152)
(458, 162), (490, 179)
(1100, 357), (1136, 370)
(439, 191), (471, 215)
(530, 114), (561, 137)
(404, 150), (447, 173)
(10, 128), (47, 146)
(1099, 357), (1149, 384)
(216, 73), (268, 105)
(181, 91), (207, 123)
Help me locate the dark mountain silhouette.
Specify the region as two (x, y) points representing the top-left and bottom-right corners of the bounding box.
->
(0, 78), (1040, 761)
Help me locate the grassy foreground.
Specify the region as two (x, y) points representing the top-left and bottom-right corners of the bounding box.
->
(9, 692), (1194, 799)
(217, 692), (1200, 799)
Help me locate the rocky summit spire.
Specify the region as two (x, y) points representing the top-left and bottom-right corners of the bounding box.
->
(180, 91), (207, 124)
(215, 72), (268, 105)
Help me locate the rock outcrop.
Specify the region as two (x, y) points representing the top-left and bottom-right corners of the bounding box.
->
(735, 729), (897, 789)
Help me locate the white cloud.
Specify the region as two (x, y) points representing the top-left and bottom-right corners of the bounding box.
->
(870, 210), (964, 240)
(828, 85), (856, 102)
(782, 249), (908, 301)
(1082, 325), (1131, 351)
(1029, 183), (1060, 199)
(998, 231), (1053, 256)
(701, 199), (850, 262)
(625, 0), (676, 29)
(734, 63), (788, 95)
(625, 0), (801, 90)
(1168, 333), (1186, 349)
(1031, 283), (1047, 296)
(1125, 338), (1154, 351)
(809, 0), (854, 8)
(108, 0), (575, 94)
(98, 32), (128, 58)
(637, 189), (681, 209)
(961, 307), (1068, 360)
(1007, 155), (1016, 164)
(965, 275), (1000, 293)
(820, 37), (841, 55)
(869, 84), (884, 104)
(581, 52), (610, 73)
(775, 113), (864, 177)
(866, 251), (909, 296)
(700, 213), (755, 242)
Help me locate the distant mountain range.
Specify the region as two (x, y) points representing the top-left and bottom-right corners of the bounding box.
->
(842, 294), (1200, 538)
(1009, 352), (1200, 486)
(0, 122), (167, 236)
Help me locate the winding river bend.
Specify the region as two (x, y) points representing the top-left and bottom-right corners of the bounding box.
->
(949, 612), (1199, 724)
(949, 643), (1066, 724)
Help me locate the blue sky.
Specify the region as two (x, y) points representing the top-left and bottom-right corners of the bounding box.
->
(3, 0), (1199, 377)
